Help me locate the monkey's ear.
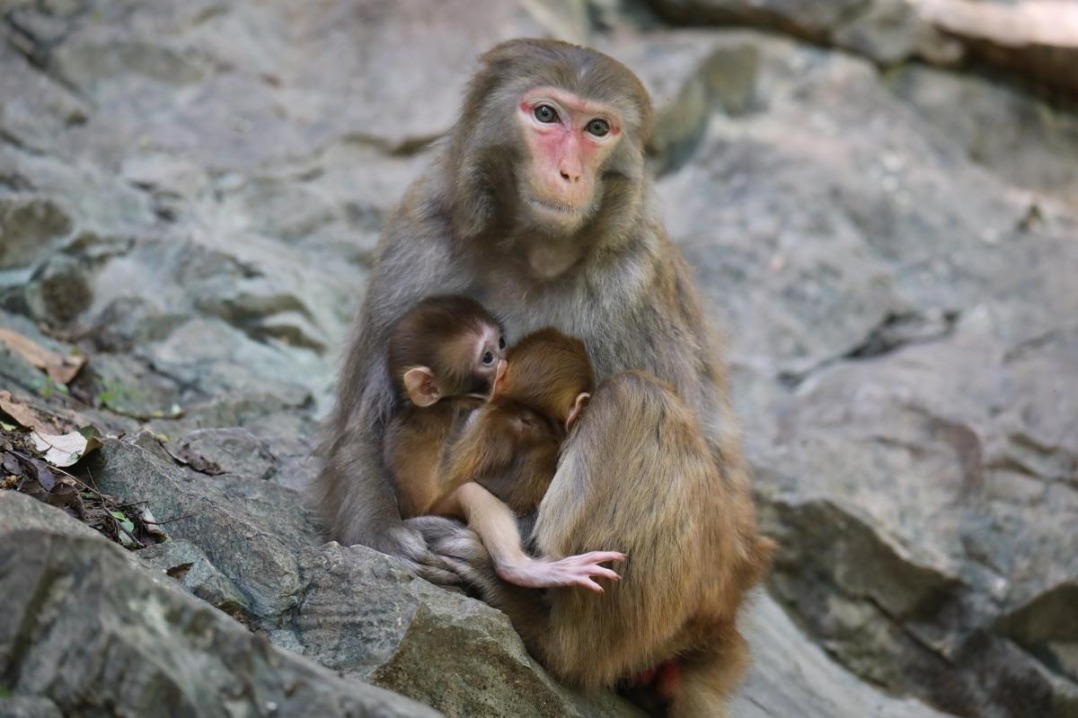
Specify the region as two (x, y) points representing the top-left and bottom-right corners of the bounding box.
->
(403, 367), (441, 407)
(489, 360), (508, 402)
(566, 392), (591, 430)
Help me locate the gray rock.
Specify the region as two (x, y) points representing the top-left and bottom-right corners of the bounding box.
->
(733, 594), (952, 718)
(288, 542), (644, 718)
(888, 64), (1078, 205)
(0, 492), (440, 718)
(87, 438), (318, 620)
(644, 0), (866, 41)
(994, 581), (1078, 684)
(0, 196), (72, 270)
(830, 0), (922, 65)
(167, 427), (277, 480)
(0, 696), (63, 718)
(148, 390), (319, 442)
(645, 0), (1078, 95)
(22, 252), (94, 327)
(751, 312), (1078, 715)
(138, 539), (253, 620)
(916, 0), (1078, 97)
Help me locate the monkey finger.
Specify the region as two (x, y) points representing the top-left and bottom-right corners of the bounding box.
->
(410, 561), (466, 587)
(583, 566), (622, 581)
(573, 551), (626, 564)
(403, 549), (466, 585)
(442, 554), (503, 594)
(573, 577), (606, 594)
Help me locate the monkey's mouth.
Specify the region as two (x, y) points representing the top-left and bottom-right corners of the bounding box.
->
(526, 196), (587, 216)
(525, 196), (592, 227)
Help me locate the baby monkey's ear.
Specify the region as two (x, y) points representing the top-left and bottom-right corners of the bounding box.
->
(403, 367), (442, 407)
(566, 392), (591, 431)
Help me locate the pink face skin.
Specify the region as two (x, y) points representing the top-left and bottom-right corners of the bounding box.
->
(517, 87), (623, 232)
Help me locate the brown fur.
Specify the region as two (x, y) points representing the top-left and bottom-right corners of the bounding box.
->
(386, 295), (504, 401)
(383, 296), (503, 519)
(531, 372), (773, 701)
(316, 39), (773, 714)
(436, 328), (594, 516)
(392, 324), (620, 593)
(385, 397), (482, 518)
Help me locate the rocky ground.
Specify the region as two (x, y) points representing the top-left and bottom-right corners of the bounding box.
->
(1, 1), (1075, 716)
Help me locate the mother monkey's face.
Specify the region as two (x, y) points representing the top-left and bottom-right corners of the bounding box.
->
(445, 39), (654, 280)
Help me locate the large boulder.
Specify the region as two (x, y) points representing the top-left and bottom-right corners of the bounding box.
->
(0, 491), (439, 717)
(645, 0), (1078, 95)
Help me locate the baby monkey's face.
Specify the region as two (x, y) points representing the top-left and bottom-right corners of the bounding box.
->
(489, 328), (595, 429)
(460, 321), (507, 397)
(475, 325), (508, 394)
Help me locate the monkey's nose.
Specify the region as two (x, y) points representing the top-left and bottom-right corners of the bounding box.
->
(559, 170), (580, 184)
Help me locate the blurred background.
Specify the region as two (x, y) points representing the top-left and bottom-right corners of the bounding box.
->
(0, 1), (1075, 716)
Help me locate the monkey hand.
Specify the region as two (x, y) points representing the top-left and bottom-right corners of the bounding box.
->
(404, 515), (493, 587)
(496, 551), (625, 593)
(370, 518), (473, 587)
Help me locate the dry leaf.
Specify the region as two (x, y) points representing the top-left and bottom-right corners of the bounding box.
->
(0, 327), (86, 384)
(30, 430), (102, 467)
(0, 390), (65, 434)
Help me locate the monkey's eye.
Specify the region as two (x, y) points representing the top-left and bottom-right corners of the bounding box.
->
(482, 350), (495, 366)
(586, 118), (610, 137)
(534, 104), (559, 123)
(498, 336), (506, 350)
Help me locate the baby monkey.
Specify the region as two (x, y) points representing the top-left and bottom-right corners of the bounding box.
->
(384, 297), (623, 592)
(383, 295), (505, 520)
(433, 328), (623, 591)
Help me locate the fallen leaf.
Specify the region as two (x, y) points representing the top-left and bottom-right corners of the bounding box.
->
(34, 460), (58, 491)
(0, 328), (86, 384)
(110, 510), (136, 533)
(1, 453), (20, 475)
(30, 430), (102, 468)
(140, 507), (170, 542)
(44, 482), (79, 509)
(0, 391), (65, 434)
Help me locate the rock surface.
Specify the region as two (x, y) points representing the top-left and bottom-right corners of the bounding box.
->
(645, 0), (1078, 95)
(1, 1), (1075, 717)
(0, 491), (440, 718)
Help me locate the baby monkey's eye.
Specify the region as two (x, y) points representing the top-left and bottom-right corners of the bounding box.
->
(482, 351), (495, 365)
(498, 336), (506, 350)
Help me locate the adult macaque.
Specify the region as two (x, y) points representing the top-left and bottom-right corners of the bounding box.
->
(317, 39), (772, 715)
(384, 301), (621, 591)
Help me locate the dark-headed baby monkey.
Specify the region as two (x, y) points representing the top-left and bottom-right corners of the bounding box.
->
(384, 297), (623, 592)
(383, 295), (504, 519)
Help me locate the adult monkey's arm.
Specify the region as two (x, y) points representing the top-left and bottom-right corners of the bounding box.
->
(314, 179), (473, 583)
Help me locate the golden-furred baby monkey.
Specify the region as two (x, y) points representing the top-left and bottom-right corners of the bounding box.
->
(432, 328), (623, 591)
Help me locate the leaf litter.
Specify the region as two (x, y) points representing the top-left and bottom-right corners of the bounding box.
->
(0, 327), (86, 384)
(1, 392), (168, 550)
